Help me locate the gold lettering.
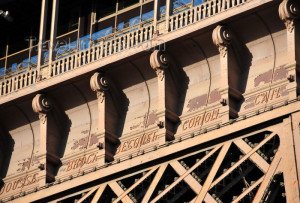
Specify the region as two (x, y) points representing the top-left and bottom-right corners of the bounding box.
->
(0, 173), (39, 196)
(255, 93), (263, 105)
(188, 117), (195, 129)
(134, 137), (140, 148)
(128, 139), (134, 150)
(152, 132), (159, 142)
(12, 181), (18, 190)
(211, 109), (219, 120)
(261, 91), (269, 104)
(183, 120), (189, 131)
(251, 86), (287, 108)
(6, 183), (12, 193)
(204, 112), (212, 123)
(24, 175), (31, 187)
(275, 87), (281, 99)
(66, 161), (73, 172)
(194, 115), (203, 128)
(182, 109), (220, 131)
(31, 173), (38, 184)
(269, 87), (277, 100)
(121, 141), (128, 152)
(87, 154), (95, 164)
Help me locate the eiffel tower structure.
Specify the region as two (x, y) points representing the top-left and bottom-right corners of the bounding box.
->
(0, 0), (300, 202)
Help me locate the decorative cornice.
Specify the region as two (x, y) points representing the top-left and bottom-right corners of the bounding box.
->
(212, 25), (232, 57)
(279, 0), (300, 32)
(150, 50), (170, 81)
(90, 72), (109, 102)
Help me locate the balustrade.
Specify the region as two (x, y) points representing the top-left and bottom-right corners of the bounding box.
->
(0, 0), (247, 96)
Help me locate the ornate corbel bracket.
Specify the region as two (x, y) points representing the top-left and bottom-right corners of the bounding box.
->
(279, 0), (300, 33)
(150, 50), (170, 81)
(212, 25), (232, 57)
(90, 72), (109, 103)
(32, 94), (52, 124)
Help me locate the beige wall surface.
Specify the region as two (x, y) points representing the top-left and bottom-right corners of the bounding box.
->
(0, 0), (300, 202)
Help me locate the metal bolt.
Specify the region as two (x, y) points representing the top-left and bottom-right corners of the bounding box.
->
(287, 74), (295, 82)
(156, 121), (164, 128)
(97, 142), (103, 150)
(38, 163), (45, 171)
(220, 98), (227, 106)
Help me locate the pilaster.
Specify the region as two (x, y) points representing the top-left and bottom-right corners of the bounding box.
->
(32, 94), (65, 185)
(90, 72), (120, 162)
(279, 0), (300, 94)
(150, 50), (179, 145)
(212, 25), (243, 119)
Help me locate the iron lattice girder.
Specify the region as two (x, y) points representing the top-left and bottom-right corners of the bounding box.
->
(69, 123), (296, 203)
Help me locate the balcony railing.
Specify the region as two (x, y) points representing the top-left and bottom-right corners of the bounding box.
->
(0, 0), (247, 97)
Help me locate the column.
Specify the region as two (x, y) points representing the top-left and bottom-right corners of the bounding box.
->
(90, 72), (119, 162)
(32, 94), (65, 185)
(32, 94), (53, 185)
(48, 0), (59, 77)
(279, 0), (299, 95)
(279, 0), (299, 63)
(153, 0), (160, 32)
(37, 0), (48, 78)
(212, 25), (243, 119)
(150, 50), (179, 144)
(165, 0), (172, 31)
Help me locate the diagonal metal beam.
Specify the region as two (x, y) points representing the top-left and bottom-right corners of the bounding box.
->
(252, 153), (282, 203)
(195, 142), (231, 202)
(77, 185), (101, 203)
(150, 146), (221, 202)
(141, 164), (168, 203)
(91, 184), (107, 203)
(109, 182), (134, 203)
(171, 161), (217, 203)
(210, 132), (277, 189)
(232, 177), (264, 203)
(217, 163), (257, 197)
(234, 139), (270, 173)
(113, 166), (158, 203)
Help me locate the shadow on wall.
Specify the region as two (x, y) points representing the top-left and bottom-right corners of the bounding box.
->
(229, 27), (253, 112)
(0, 126), (15, 180)
(168, 51), (190, 134)
(105, 72), (130, 156)
(47, 94), (72, 177)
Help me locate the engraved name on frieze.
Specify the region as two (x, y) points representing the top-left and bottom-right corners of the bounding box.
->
(244, 85), (289, 109)
(0, 173), (38, 196)
(182, 109), (220, 131)
(61, 153), (101, 173)
(116, 131), (159, 154)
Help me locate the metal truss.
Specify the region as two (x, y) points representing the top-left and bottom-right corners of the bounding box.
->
(58, 128), (295, 203)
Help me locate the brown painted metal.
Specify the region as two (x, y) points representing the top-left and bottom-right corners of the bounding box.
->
(0, 0), (300, 202)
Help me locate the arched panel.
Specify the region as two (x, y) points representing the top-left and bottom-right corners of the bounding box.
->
(241, 15), (275, 92)
(170, 37), (221, 114)
(1, 106), (38, 177)
(72, 79), (99, 144)
(50, 85), (96, 177)
(109, 57), (158, 137)
(107, 56), (160, 157)
(232, 10), (293, 114)
(169, 33), (222, 136)
(0, 102), (39, 199)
